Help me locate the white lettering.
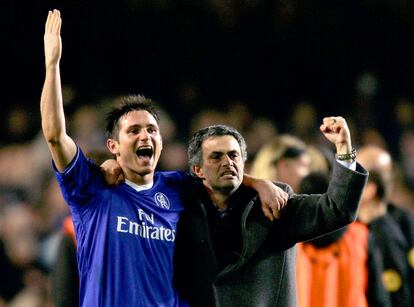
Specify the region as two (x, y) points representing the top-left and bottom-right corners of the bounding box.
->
(159, 226), (165, 240)
(117, 216), (129, 233)
(150, 227), (160, 240)
(129, 221), (140, 235)
(164, 229), (172, 241)
(138, 209), (154, 224)
(116, 211), (176, 242)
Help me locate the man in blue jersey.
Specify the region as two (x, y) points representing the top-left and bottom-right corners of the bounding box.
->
(41, 10), (287, 307)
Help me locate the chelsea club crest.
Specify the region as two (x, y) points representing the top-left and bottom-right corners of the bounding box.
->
(154, 192), (170, 209)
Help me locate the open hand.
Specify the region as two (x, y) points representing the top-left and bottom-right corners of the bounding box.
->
(44, 9), (62, 68)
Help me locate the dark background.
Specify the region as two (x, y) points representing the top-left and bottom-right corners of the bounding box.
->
(2, 0), (414, 144)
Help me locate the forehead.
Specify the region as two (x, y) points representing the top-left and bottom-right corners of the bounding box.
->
(119, 110), (158, 128)
(201, 135), (241, 154)
(285, 152), (311, 165)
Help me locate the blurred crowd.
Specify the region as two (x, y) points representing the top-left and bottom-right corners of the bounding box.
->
(2, 0), (414, 305)
(0, 71), (414, 306)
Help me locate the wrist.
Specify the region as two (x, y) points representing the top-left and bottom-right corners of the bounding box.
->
(335, 141), (352, 154)
(243, 173), (263, 189)
(242, 173), (254, 187)
(335, 147), (357, 162)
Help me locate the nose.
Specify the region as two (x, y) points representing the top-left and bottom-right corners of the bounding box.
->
(222, 155), (233, 167)
(138, 129), (150, 140)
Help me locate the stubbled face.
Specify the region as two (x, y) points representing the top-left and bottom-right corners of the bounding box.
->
(107, 110), (162, 183)
(193, 135), (244, 195)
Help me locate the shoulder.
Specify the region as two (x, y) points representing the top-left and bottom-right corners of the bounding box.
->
(370, 214), (407, 246)
(54, 147), (100, 179)
(273, 181), (294, 196)
(154, 171), (193, 187)
(156, 170), (191, 180)
(388, 203), (414, 221)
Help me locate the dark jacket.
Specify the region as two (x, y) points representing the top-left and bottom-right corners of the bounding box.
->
(369, 212), (413, 307)
(387, 203), (414, 307)
(174, 162), (368, 307)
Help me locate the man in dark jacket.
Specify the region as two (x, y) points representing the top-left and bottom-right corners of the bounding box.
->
(174, 116), (368, 307)
(357, 145), (414, 307)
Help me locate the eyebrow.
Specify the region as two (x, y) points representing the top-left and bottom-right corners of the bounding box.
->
(209, 150), (239, 156)
(126, 123), (158, 129)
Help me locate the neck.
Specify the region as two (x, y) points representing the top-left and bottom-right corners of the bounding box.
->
(358, 199), (387, 224)
(125, 170), (154, 186)
(202, 184), (233, 210)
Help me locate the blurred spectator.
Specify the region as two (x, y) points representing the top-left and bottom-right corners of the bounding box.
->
(224, 100), (253, 132)
(189, 108), (226, 136)
(398, 129), (414, 191)
(357, 145), (414, 307)
(287, 101), (320, 145)
(51, 216), (78, 307)
(69, 105), (106, 155)
(3, 105), (36, 145)
(0, 198), (51, 306)
(389, 164), (414, 211)
(307, 145), (331, 174)
(243, 117), (278, 165)
(157, 106), (188, 171)
(158, 141), (188, 171)
(250, 134), (310, 192)
(359, 128), (388, 149)
(297, 172), (391, 307)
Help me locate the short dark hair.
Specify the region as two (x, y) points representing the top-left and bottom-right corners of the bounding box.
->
(187, 124), (247, 170)
(299, 172), (329, 194)
(272, 146), (308, 165)
(105, 95), (160, 139)
(368, 170), (387, 200)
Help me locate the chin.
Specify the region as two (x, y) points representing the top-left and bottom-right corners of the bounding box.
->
(222, 182), (239, 190)
(137, 165), (155, 175)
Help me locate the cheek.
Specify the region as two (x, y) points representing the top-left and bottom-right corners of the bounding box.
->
(299, 167), (310, 178)
(202, 166), (216, 179)
(155, 146), (162, 155)
(235, 160), (244, 170)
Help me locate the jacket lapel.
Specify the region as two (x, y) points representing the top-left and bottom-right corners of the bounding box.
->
(217, 195), (274, 278)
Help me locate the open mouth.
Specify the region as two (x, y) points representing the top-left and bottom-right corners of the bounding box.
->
(221, 170), (236, 177)
(136, 146), (153, 160)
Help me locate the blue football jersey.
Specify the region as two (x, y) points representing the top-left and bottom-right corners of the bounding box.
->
(54, 148), (190, 307)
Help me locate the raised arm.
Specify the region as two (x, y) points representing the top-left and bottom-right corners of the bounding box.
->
(41, 9), (76, 171)
(280, 116), (368, 244)
(320, 116), (354, 161)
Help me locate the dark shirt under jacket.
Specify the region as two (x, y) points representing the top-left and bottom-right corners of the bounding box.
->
(203, 186), (256, 271)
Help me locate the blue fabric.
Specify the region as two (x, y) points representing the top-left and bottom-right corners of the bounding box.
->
(54, 148), (189, 307)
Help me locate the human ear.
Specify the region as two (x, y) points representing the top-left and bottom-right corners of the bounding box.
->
(363, 182), (377, 201)
(192, 165), (205, 179)
(107, 139), (119, 155)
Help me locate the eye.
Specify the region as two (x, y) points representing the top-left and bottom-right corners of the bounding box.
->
(210, 153), (221, 160)
(148, 126), (158, 134)
(128, 128), (139, 134)
(229, 152), (239, 160)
